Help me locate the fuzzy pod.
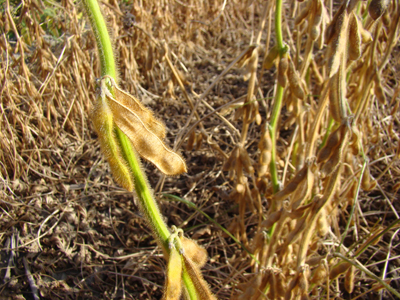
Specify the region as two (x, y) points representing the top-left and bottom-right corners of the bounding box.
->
(298, 271), (309, 294)
(181, 237), (208, 268)
(317, 124), (345, 164)
(310, 262), (327, 285)
(320, 143), (343, 177)
(345, 265), (356, 294)
(317, 208), (329, 236)
(236, 183), (246, 195)
(316, 18), (326, 49)
(261, 209), (282, 229)
(310, 0), (324, 40)
(257, 164), (268, 177)
(102, 78), (187, 176)
(182, 254), (217, 300)
(360, 26), (373, 44)
(285, 216), (307, 246)
(110, 77), (166, 139)
(329, 261), (352, 280)
(348, 12), (362, 61)
(310, 25), (321, 41)
(288, 58), (305, 100)
(329, 80), (342, 123)
(374, 74), (386, 104)
(369, 0), (389, 20)
(258, 128), (272, 151)
(163, 246), (183, 300)
(278, 55), (289, 87)
(327, 10), (349, 78)
(263, 45), (279, 70)
(239, 146), (254, 174)
(91, 97), (134, 191)
(361, 165), (377, 191)
(252, 100), (262, 126)
(312, 0), (323, 27)
(260, 149), (271, 166)
(329, 65), (348, 122)
(255, 112), (262, 126)
(223, 147), (239, 172)
(295, 1), (311, 26)
(273, 165), (309, 201)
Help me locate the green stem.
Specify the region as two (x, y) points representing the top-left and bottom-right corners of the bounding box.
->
(82, 1), (200, 298)
(269, 85), (284, 194)
(83, 0), (169, 251)
(274, 0), (284, 51)
(115, 129), (170, 244)
(82, 0), (116, 79)
(269, 0), (285, 194)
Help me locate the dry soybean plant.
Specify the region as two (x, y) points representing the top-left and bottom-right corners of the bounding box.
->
(1, 0), (400, 299)
(225, 0), (400, 299)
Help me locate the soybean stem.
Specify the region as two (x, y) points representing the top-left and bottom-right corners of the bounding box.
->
(269, 0), (285, 194)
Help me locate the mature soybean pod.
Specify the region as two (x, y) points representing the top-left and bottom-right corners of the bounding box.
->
(348, 12), (362, 61)
(181, 237), (208, 268)
(263, 45), (279, 70)
(369, 0), (389, 20)
(278, 55), (289, 87)
(163, 247), (182, 300)
(288, 58), (306, 100)
(317, 124), (345, 164)
(273, 165), (308, 200)
(91, 97), (134, 191)
(329, 262), (351, 280)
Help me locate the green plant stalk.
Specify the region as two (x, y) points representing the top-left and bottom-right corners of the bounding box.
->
(269, 85), (284, 194)
(83, 0), (170, 250)
(82, 0), (197, 297)
(274, 0), (283, 51)
(269, 0), (285, 194)
(115, 129), (170, 243)
(82, 0), (116, 78)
